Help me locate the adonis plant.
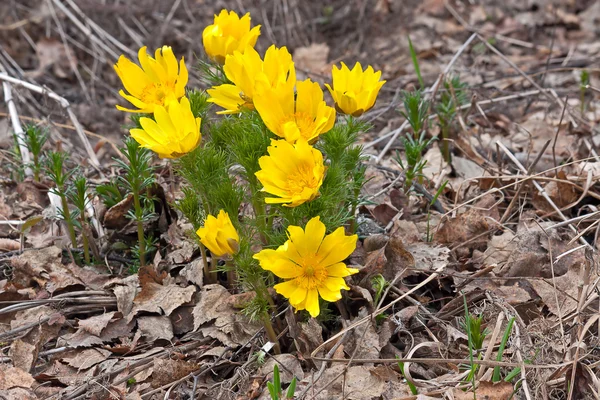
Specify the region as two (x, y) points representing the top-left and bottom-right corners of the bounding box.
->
(112, 9), (385, 350)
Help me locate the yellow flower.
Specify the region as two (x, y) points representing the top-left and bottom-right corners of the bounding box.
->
(196, 210), (240, 257)
(325, 62), (386, 117)
(114, 46), (188, 113)
(255, 140), (325, 207)
(207, 45), (296, 114)
(130, 97), (201, 158)
(254, 217), (358, 317)
(254, 79), (335, 143)
(202, 9), (261, 64)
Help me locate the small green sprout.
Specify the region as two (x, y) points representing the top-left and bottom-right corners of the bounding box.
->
(267, 364), (297, 400)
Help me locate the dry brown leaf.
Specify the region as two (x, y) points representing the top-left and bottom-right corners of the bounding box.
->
(170, 305), (195, 336)
(36, 360), (96, 385)
(111, 276), (139, 317)
(11, 246), (83, 294)
(128, 273), (195, 322)
(151, 358), (196, 388)
(453, 380), (513, 400)
(309, 364), (410, 399)
(0, 238), (19, 251)
(28, 38), (76, 79)
(103, 194), (133, 229)
(371, 203), (398, 226)
(193, 284), (261, 346)
(532, 170), (579, 212)
(530, 263), (582, 317)
(293, 43), (330, 78)
(435, 195), (499, 253)
(0, 387), (38, 400)
(62, 348), (111, 370)
(77, 311), (118, 336)
(65, 318), (134, 348)
(8, 340), (36, 372)
(0, 364), (35, 389)
(346, 310), (382, 361)
(137, 316), (174, 341)
(179, 259), (204, 287)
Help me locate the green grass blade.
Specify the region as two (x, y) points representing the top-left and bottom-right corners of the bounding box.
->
(493, 317), (515, 382)
(286, 377), (297, 399)
(408, 35), (424, 89)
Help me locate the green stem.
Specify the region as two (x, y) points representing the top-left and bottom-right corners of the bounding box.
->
(251, 196), (268, 244)
(132, 190), (146, 268)
(441, 124), (451, 164)
(199, 242), (214, 284)
(262, 311), (281, 354)
(59, 194), (77, 248)
(33, 154), (40, 182)
(225, 259), (236, 288)
(80, 218), (90, 264)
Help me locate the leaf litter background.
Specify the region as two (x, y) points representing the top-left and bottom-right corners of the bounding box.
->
(0, 0), (600, 399)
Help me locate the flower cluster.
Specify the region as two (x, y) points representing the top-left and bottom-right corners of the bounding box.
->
(114, 46), (201, 158)
(112, 9), (386, 318)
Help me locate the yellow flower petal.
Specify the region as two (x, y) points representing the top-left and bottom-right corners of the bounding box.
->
(114, 46), (187, 113)
(254, 218), (358, 318)
(129, 96), (201, 158)
(255, 78), (335, 143)
(327, 62), (386, 116)
(202, 9), (262, 64)
(197, 210), (239, 257)
(255, 140), (325, 207)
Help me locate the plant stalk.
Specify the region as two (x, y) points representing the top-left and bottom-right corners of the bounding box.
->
(80, 218), (90, 264)
(262, 311), (281, 354)
(132, 190), (146, 268)
(199, 242), (214, 284)
(59, 194), (77, 248)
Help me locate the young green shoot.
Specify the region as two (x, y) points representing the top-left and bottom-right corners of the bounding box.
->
(267, 364), (297, 400)
(426, 181), (447, 242)
(435, 76), (468, 163)
(116, 137), (155, 268)
(492, 316), (515, 382)
(407, 35), (424, 89)
(395, 132), (435, 190)
(45, 151), (77, 248)
(580, 70), (590, 115)
(371, 274), (389, 305)
(23, 124), (48, 182)
(462, 293), (478, 399)
(67, 176), (92, 264)
(397, 358), (418, 395)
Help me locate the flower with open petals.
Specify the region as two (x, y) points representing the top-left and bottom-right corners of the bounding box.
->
(114, 46), (188, 113)
(325, 62), (386, 117)
(207, 45), (295, 114)
(130, 97), (201, 158)
(254, 217), (358, 317)
(254, 79), (335, 143)
(255, 140), (325, 207)
(202, 9), (261, 64)
(196, 210), (239, 257)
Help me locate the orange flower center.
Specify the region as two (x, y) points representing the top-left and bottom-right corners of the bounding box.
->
(280, 112), (316, 141)
(286, 164), (319, 196)
(141, 82), (176, 106)
(296, 255), (328, 289)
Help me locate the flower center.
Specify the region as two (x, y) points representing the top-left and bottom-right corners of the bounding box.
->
(280, 112), (316, 141)
(141, 82), (175, 106)
(296, 256), (327, 289)
(286, 164), (318, 196)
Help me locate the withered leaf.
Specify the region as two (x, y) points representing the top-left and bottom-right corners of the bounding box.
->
(128, 278), (195, 322)
(62, 348), (111, 370)
(0, 365), (35, 389)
